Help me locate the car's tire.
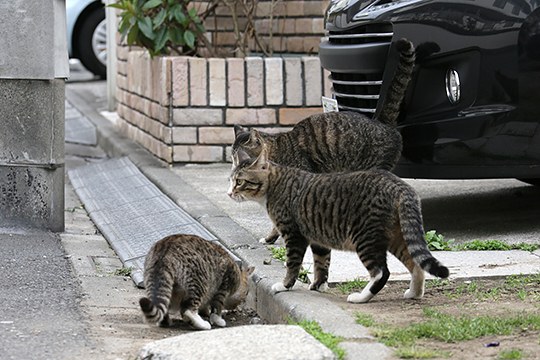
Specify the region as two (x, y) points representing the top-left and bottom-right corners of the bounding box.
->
(518, 178), (540, 186)
(76, 7), (107, 78)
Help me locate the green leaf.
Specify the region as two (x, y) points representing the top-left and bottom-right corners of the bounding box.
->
(142, 0), (162, 11)
(118, 16), (132, 35)
(138, 16), (155, 40)
(183, 30), (195, 49)
(107, 3), (126, 10)
(168, 27), (184, 44)
(172, 6), (187, 26)
(153, 8), (167, 29)
(188, 7), (198, 19)
(127, 25), (139, 45)
(154, 27), (169, 53)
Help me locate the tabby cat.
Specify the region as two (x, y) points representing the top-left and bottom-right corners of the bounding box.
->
(228, 148), (449, 303)
(139, 234), (254, 330)
(232, 38), (416, 244)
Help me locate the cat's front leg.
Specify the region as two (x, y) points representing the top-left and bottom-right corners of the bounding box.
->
(272, 235), (308, 294)
(183, 309), (211, 330)
(259, 226), (281, 244)
(209, 312), (226, 327)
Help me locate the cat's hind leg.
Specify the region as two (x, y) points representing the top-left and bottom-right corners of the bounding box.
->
(388, 233), (425, 299)
(309, 243), (331, 292)
(348, 240), (390, 303)
(347, 266), (390, 303)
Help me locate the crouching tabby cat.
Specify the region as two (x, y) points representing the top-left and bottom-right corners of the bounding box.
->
(228, 148), (449, 303)
(232, 38), (416, 244)
(139, 234), (254, 330)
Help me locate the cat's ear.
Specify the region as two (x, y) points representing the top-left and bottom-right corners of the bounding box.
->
(249, 129), (264, 146)
(234, 125), (248, 137)
(253, 144), (269, 170)
(234, 149), (252, 165)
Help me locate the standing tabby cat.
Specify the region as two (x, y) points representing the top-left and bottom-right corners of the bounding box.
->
(228, 148), (449, 303)
(232, 38), (416, 244)
(139, 234), (254, 330)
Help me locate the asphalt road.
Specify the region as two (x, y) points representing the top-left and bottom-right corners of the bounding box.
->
(410, 178), (540, 245)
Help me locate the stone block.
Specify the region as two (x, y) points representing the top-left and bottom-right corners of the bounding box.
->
(284, 58), (303, 106)
(279, 107), (322, 125)
(304, 36), (322, 53)
(172, 108), (223, 126)
(189, 58), (208, 106)
(199, 127), (235, 144)
(209, 58), (226, 106)
(323, 68), (333, 97)
(303, 1), (327, 16)
(0, 79), (64, 165)
(265, 58), (284, 105)
(303, 57), (323, 106)
(227, 58), (245, 107)
(173, 145), (223, 163)
(226, 108), (276, 125)
(246, 57), (264, 107)
(171, 57), (189, 107)
(0, 165), (64, 231)
(172, 127), (197, 144)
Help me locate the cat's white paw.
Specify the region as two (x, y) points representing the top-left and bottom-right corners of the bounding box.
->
(347, 291), (374, 303)
(210, 313), (227, 327)
(309, 282), (329, 292)
(183, 309), (212, 330)
(259, 237), (267, 244)
(404, 288), (424, 299)
(271, 282), (289, 294)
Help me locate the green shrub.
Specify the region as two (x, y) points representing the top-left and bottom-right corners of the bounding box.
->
(110, 0), (207, 56)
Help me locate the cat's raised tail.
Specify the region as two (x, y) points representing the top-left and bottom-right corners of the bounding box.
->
(377, 38), (416, 128)
(398, 193), (450, 279)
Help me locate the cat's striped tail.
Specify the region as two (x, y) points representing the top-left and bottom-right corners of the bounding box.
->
(139, 296), (169, 325)
(398, 193), (450, 279)
(377, 38), (416, 128)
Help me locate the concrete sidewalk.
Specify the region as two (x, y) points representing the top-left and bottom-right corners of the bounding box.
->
(63, 80), (540, 360)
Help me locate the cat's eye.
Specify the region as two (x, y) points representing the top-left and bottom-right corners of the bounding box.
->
(236, 179), (245, 186)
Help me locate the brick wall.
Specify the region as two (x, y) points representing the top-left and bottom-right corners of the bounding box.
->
(115, 0), (332, 164)
(202, 0), (328, 55)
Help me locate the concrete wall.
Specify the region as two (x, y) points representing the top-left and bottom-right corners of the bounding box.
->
(0, 0), (68, 231)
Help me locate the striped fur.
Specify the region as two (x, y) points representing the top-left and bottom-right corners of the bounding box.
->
(228, 148), (449, 303)
(140, 234), (254, 329)
(232, 38), (415, 244)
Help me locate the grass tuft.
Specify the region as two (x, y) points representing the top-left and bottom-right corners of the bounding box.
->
(336, 278), (369, 294)
(268, 246), (287, 262)
(355, 312), (375, 327)
(497, 349), (523, 360)
(289, 319), (346, 360)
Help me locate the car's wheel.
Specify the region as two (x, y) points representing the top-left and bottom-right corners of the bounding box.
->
(518, 178), (540, 186)
(76, 7), (107, 78)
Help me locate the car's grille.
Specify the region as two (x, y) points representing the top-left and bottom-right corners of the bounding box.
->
(327, 23), (393, 116)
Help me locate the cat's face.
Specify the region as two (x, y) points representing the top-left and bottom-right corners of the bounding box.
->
(231, 126), (267, 163)
(224, 265), (255, 310)
(228, 148), (270, 203)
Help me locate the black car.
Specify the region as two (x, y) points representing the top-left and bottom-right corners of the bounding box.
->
(319, 0), (540, 183)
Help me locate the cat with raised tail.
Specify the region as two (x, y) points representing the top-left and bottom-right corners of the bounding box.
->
(232, 38), (416, 245)
(139, 234), (254, 330)
(228, 147), (449, 303)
